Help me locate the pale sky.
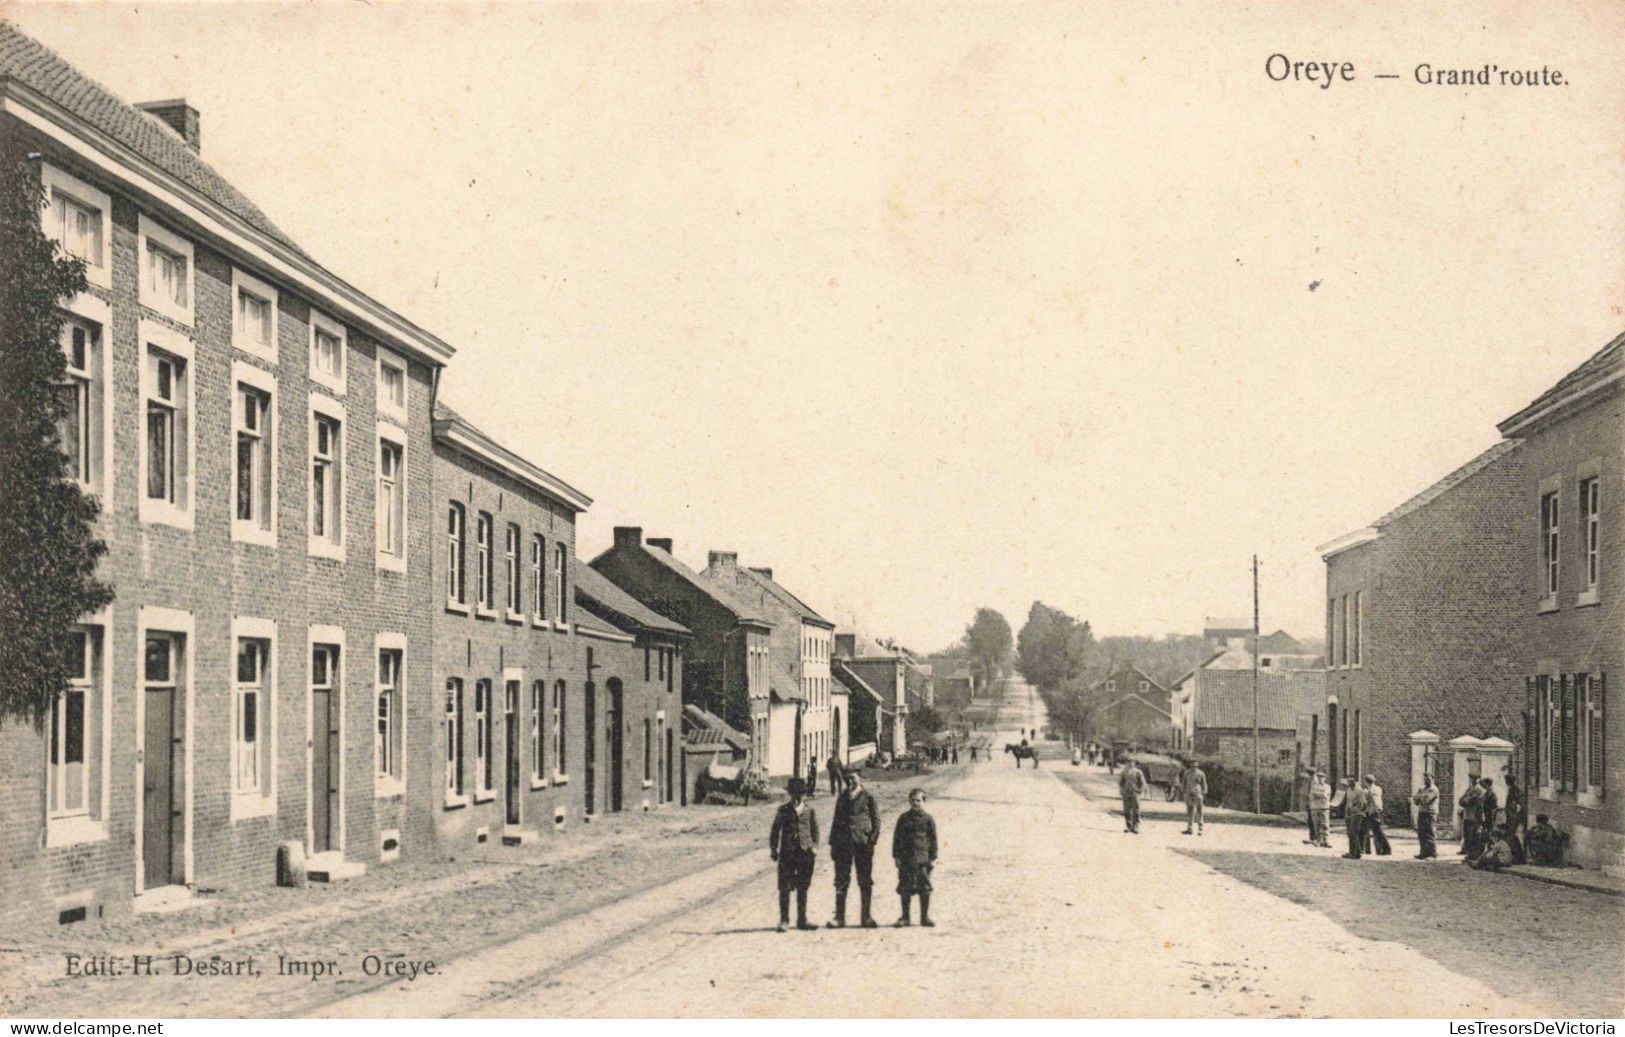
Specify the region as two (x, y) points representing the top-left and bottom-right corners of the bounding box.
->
(12, 2), (1623, 651)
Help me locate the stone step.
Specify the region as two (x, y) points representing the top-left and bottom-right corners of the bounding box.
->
(306, 852), (367, 883)
(501, 825), (539, 846)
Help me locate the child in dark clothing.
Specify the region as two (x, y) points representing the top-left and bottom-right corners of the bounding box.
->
(892, 788), (939, 927)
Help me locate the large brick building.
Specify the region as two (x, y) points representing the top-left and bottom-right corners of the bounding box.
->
(2, 24), (451, 926)
(1088, 666), (1172, 751)
(1499, 334), (1623, 874)
(1316, 440), (1527, 828)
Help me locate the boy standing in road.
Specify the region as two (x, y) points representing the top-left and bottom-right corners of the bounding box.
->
(1118, 757), (1146, 834)
(828, 770), (881, 929)
(769, 779), (820, 932)
(892, 788), (938, 927)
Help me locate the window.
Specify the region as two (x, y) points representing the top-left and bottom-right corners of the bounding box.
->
(1351, 591), (1363, 666)
(1333, 596), (1346, 667)
(1580, 477), (1600, 603)
(1583, 675), (1605, 795)
(531, 535), (546, 620)
(231, 269), (278, 361)
(309, 311), (346, 394)
(445, 678), (464, 800)
(645, 648), (652, 682)
(643, 718), (653, 785)
(147, 351), (181, 504)
(553, 543), (568, 623)
(42, 166), (109, 288)
(1538, 675), (1558, 790)
(474, 679), (493, 796)
(232, 369), (275, 543)
(310, 410), (343, 557)
(475, 513), (494, 611)
(138, 216), (192, 324)
(139, 326), (194, 527)
(376, 435), (405, 568)
(505, 523), (522, 615)
(377, 349), (408, 424)
(1541, 489), (1560, 605)
(552, 680), (566, 776)
(57, 317), (96, 486)
(376, 647), (403, 786)
(530, 680), (544, 783)
(49, 628), (96, 819)
(233, 636), (272, 798)
(447, 503), (467, 606)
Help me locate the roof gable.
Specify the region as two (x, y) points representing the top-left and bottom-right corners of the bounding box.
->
(573, 564), (690, 637)
(1498, 331), (1625, 436)
(735, 566), (834, 628)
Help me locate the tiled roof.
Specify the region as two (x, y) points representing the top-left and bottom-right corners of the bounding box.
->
(1370, 440), (1523, 529)
(1088, 666), (1167, 693)
(0, 21), (302, 254)
(833, 661), (884, 704)
(682, 705), (750, 751)
(573, 564), (689, 637)
(1499, 330), (1625, 434)
(1194, 668), (1325, 730)
(433, 401), (591, 511)
(1095, 693), (1172, 723)
(736, 567), (833, 628)
(593, 545), (771, 627)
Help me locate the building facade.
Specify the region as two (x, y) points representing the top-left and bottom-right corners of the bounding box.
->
(1089, 667), (1172, 750)
(4, 23), (452, 927)
(1317, 440), (1526, 828)
(1499, 334), (1623, 874)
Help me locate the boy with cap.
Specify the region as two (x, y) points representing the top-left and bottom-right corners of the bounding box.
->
(769, 778), (820, 931)
(892, 788), (938, 927)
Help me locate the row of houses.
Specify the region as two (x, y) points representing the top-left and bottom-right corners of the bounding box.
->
(0, 23), (923, 929)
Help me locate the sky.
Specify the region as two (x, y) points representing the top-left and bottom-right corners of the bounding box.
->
(11, 2), (1623, 651)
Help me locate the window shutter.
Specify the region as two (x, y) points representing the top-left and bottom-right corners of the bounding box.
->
(1591, 675), (1606, 794)
(1524, 677), (1538, 784)
(1561, 675), (1578, 793)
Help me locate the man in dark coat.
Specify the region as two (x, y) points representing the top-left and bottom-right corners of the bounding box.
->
(1118, 757), (1146, 834)
(769, 779), (820, 931)
(826, 753), (846, 800)
(892, 788), (938, 927)
(1458, 781), (1485, 859)
(1479, 777), (1500, 834)
(806, 758), (819, 798)
(827, 769), (882, 928)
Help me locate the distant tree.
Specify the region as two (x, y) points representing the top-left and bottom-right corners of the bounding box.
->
(963, 607), (1012, 690)
(0, 143), (113, 727)
(1015, 601), (1095, 693)
(911, 705), (945, 738)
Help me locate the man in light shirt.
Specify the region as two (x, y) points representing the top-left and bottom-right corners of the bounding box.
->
(1412, 772), (1440, 859)
(1362, 774), (1392, 856)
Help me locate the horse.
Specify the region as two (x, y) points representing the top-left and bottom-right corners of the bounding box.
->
(1004, 743), (1040, 768)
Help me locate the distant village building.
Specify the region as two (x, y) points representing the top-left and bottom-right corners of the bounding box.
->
(1089, 667), (1172, 750)
(1185, 669), (1328, 781)
(1317, 439), (1525, 828)
(1499, 334), (1622, 874)
(834, 633), (909, 757)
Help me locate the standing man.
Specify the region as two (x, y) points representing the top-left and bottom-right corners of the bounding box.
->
(1412, 772), (1439, 859)
(892, 788), (939, 927)
(806, 757), (819, 799)
(825, 752), (845, 802)
(1503, 768), (1527, 841)
(1180, 758), (1208, 836)
(827, 769), (881, 928)
(769, 779), (820, 932)
(1458, 780), (1485, 859)
(1119, 756), (1147, 834)
(1308, 770), (1332, 848)
(1363, 775), (1392, 855)
(1479, 777), (1499, 839)
(1341, 778), (1367, 860)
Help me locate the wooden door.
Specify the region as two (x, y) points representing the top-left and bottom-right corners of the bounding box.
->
(143, 686), (178, 888)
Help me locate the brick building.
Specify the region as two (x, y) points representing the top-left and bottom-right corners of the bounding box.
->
(430, 406), (685, 850)
(702, 554), (834, 780)
(834, 634), (909, 756)
(590, 530), (774, 772)
(2, 24), (451, 926)
(1186, 668), (1326, 780)
(1088, 667), (1172, 750)
(1316, 440), (1526, 828)
(1499, 334), (1623, 874)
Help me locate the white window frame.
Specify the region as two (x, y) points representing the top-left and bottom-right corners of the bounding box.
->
(444, 677), (467, 808)
(1351, 591), (1363, 668)
(553, 542), (568, 624)
(231, 361), (278, 547)
(552, 680), (568, 783)
(41, 164), (111, 290)
(1538, 672), (1559, 799)
(229, 617), (277, 818)
(1578, 464), (1601, 607)
(138, 320), (195, 530)
(231, 267), (279, 363)
(137, 214), (194, 326)
(531, 534), (547, 623)
(474, 678), (494, 801)
(1539, 475), (1561, 612)
(475, 512), (495, 616)
(504, 523), (524, 622)
(58, 293), (114, 505)
(47, 616), (113, 848)
(446, 502), (468, 612)
(376, 347), (409, 426)
(530, 679), (546, 788)
(374, 633), (407, 797)
(308, 308), (347, 396)
(1582, 674), (1604, 802)
(308, 398), (346, 561)
(375, 424), (407, 573)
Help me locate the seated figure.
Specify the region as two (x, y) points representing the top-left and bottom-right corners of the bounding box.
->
(1525, 814), (1564, 867)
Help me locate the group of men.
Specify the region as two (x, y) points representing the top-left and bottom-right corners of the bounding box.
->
(1113, 756), (1209, 836)
(768, 771), (940, 932)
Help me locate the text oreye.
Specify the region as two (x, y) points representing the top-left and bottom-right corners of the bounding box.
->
(1264, 54), (1355, 89)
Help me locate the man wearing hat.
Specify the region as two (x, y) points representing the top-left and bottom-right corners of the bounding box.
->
(1118, 755), (1147, 834)
(769, 778), (820, 931)
(1308, 769), (1332, 848)
(1412, 771), (1440, 859)
(1362, 775), (1392, 855)
(827, 769), (881, 928)
(1341, 777), (1367, 859)
(1180, 757), (1208, 836)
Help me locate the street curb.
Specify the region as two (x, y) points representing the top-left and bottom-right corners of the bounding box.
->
(1503, 865), (1625, 898)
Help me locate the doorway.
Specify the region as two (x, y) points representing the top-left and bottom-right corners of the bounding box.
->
(310, 644), (340, 854)
(607, 679), (624, 813)
(583, 682), (596, 815)
(142, 632), (185, 890)
(504, 680), (522, 826)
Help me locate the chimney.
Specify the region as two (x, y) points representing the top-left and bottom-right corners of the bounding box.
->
(136, 99), (201, 153)
(707, 551), (737, 570)
(613, 526), (643, 549)
(834, 633), (857, 659)
(748, 566), (773, 581)
(646, 537), (673, 554)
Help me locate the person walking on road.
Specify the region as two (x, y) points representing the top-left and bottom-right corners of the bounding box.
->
(1363, 775), (1392, 856)
(769, 779), (820, 932)
(1308, 770), (1332, 848)
(1341, 778), (1367, 859)
(827, 770), (881, 929)
(892, 788), (938, 927)
(1119, 757), (1146, 834)
(1180, 758), (1208, 836)
(1412, 772), (1439, 859)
